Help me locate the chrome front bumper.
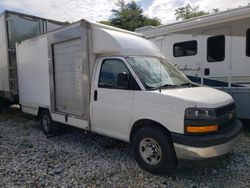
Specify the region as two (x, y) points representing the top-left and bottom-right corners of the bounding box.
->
(171, 120), (242, 160)
(174, 133), (241, 160)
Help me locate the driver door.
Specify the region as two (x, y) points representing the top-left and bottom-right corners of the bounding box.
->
(91, 58), (134, 141)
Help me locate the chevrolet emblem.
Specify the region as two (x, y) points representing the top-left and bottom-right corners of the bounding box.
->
(228, 112), (233, 119)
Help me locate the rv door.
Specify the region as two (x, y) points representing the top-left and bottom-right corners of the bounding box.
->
(202, 28), (231, 87)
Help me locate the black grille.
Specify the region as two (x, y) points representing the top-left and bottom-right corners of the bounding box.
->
(215, 103), (236, 117)
(215, 103), (236, 132)
(218, 117), (236, 132)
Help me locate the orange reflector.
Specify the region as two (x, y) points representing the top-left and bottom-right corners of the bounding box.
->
(186, 125), (218, 133)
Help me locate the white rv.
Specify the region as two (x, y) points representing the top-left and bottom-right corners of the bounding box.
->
(136, 6), (250, 120)
(16, 20), (242, 174)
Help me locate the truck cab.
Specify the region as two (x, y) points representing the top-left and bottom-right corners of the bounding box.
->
(16, 20), (242, 174)
(90, 55), (242, 174)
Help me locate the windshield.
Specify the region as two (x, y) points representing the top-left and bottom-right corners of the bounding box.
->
(127, 57), (190, 90)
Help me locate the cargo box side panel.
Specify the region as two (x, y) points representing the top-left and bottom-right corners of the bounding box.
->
(0, 13), (10, 92)
(16, 36), (50, 111)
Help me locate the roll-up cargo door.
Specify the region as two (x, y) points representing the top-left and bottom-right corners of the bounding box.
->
(53, 38), (84, 116)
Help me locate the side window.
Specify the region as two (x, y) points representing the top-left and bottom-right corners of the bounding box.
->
(98, 59), (131, 89)
(246, 29), (250, 57)
(173, 40), (197, 57)
(207, 35), (225, 62)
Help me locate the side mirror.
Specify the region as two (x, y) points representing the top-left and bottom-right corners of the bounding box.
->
(117, 72), (130, 89)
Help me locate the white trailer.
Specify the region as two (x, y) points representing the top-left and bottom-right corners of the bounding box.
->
(136, 6), (250, 120)
(16, 20), (242, 174)
(0, 10), (65, 104)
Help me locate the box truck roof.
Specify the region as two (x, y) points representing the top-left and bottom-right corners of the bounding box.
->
(17, 19), (162, 58)
(92, 26), (161, 57)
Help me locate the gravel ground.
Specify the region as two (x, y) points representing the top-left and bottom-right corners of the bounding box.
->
(0, 109), (250, 188)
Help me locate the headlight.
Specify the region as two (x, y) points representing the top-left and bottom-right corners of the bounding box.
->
(185, 108), (216, 120)
(185, 108), (218, 134)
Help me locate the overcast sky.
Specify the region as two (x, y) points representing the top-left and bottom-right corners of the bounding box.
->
(0, 0), (249, 24)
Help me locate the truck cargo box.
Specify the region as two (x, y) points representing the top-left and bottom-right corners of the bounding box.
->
(0, 10), (65, 102)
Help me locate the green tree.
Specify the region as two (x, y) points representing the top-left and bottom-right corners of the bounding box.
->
(175, 4), (209, 20)
(64, 21), (71, 25)
(99, 20), (112, 26)
(99, 0), (161, 31)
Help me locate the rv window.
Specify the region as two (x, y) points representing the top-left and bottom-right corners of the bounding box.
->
(207, 35), (225, 62)
(173, 41), (197, 57)
(246, 29), (250, 57)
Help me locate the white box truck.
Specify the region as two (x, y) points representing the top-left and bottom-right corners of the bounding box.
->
(0, 10), (65, 105)
(136, 6), (250, 120)
(16, 20), (242, 174)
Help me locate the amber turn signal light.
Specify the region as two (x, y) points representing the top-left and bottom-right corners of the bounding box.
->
(186, 125), (218, 133)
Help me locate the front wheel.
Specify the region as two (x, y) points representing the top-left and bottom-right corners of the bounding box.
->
(132, 126), (177, 174)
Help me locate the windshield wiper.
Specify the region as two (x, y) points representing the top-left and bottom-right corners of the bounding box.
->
(148, 84), (177, 90)
(149, 83), (192, 90)
(160, 84), (177, 88)
(179, 82), (192, 87)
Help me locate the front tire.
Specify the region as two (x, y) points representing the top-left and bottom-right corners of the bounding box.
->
(132, 126), (177, 174)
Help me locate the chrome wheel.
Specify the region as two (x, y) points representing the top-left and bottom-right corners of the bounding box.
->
(139, 138), (162, 165)
(42, 115), (50, 132)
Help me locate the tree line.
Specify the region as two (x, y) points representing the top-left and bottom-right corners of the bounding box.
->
(99, 0), (249, 31)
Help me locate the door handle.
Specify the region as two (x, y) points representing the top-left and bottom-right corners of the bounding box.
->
(204, 68), (210, 76)
(94, 90), (98, 101)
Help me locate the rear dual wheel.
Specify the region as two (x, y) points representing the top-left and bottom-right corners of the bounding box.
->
(40, 110), (57, 135)
(132, 126), (177, 174)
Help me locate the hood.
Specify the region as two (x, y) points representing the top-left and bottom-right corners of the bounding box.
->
(151, 86), (233, 108)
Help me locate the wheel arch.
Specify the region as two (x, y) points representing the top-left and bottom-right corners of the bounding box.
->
(129, 118), (171, 144)
(37, 107), (50, 120)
